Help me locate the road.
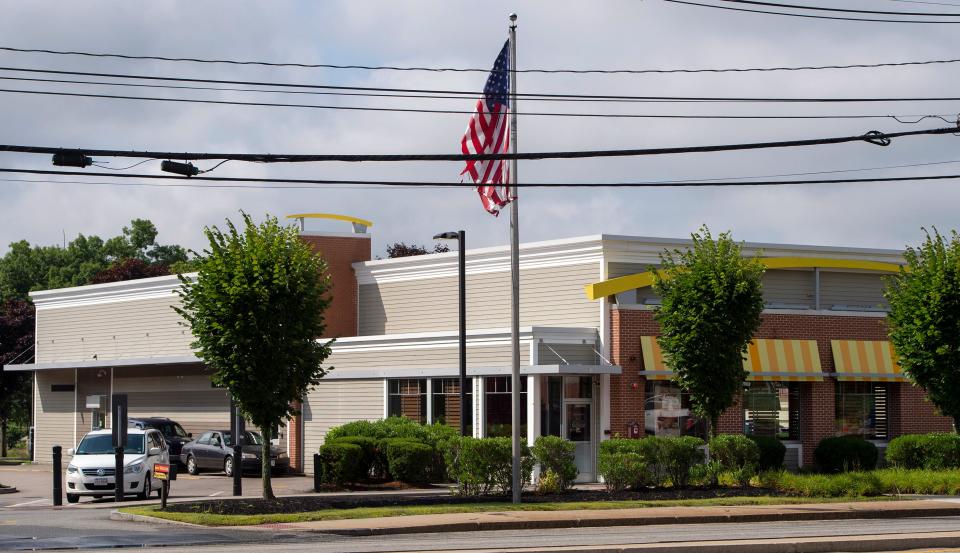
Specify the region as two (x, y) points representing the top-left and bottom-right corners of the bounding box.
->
(3, 506), (960, 551)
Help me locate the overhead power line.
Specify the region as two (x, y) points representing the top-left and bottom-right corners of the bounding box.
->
(4, 167), (960, 188)
(717, 0), (960, 16)
(5, 46), (960, 75)
(663, 0), (960, 22)
(0, 126), (956, 164)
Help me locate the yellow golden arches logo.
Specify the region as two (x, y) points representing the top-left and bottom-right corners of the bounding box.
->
(584, 257), (905, 301)
(286, 213), (373, 234)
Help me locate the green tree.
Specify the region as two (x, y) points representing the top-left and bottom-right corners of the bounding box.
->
(0, 299), (34, 457)
(885, 229), (960, 428)
(653, 226), (765, 436)
(175, 213), (333, 498)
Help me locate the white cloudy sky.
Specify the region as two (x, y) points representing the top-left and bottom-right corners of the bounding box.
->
(0, 0), (958, 257)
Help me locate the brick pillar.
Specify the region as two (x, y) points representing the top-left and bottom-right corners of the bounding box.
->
(716, 393), (744, 435)
(609, 308), (645, 438)
(289, 402), (303, 473)
(801, 380), (835, 467)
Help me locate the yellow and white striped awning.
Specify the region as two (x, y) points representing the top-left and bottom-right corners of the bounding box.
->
(831, 340), (906, 382)
(639, 337), (824, 382)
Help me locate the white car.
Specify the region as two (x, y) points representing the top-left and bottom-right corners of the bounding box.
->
(65, 428), (169, 503)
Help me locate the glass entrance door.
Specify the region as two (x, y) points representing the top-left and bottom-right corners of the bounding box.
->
(561, 376), (595, 482)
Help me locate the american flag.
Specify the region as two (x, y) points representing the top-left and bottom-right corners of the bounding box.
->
(460, 41), (514, 216)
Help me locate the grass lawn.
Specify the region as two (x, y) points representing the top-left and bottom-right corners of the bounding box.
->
(120, 495), (890, 526)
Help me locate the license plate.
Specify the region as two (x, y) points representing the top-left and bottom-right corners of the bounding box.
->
(94, 477), (108, 486)
(270, 460), (275, 467)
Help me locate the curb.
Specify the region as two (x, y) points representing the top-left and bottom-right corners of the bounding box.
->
(110, 509), (204, 527)
(0, 487), (18, 494)
(310, 505), (960, 536)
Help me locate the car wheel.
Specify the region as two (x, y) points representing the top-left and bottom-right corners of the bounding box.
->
(186, 455), (199, 475)
(66, 493), (79, 504)
(223, 456), (234, 477)
(136, 474), (151, 500)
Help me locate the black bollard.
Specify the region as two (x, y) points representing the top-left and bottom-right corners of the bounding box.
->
(232, 444), (242, 496)
(113, 446), (124, 503)
(313, 453), (321, 492)
(52, 446), (62, 506)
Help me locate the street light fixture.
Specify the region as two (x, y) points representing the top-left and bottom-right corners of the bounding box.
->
(434, 230), (467, 436)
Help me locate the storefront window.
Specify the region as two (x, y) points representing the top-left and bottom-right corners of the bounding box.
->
(644, 381), (706, 437)
(485, 376), (527, 438)
(743, 382), (801, 440)
(836, 382), (889, 439)
(541, 376), (562, 437)
(431, 378), (472, 434)
(387, 379), (427, 423)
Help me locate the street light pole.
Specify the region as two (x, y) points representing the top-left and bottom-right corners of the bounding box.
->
(434, 230), (468, 437)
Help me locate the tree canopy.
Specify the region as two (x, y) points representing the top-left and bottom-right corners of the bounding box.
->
(885, 229), (960, 427)
(385, 242), (450, 258)
(175, 213), (333, 498)
(652, 226), (765, 435)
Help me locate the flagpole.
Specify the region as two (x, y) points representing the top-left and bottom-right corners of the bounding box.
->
(508, 12), (522, 505)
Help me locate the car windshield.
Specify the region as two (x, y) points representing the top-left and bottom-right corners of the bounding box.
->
(221, 431), (263, 446)
(76, 433), (145, 455)
(151, 422), (187, 438)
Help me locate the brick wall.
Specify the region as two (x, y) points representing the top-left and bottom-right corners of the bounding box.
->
(609, 307), (955, 465)
(298, 234), (371, 339)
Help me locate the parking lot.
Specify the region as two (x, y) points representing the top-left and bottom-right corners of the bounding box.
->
(0, 463), (315, 508)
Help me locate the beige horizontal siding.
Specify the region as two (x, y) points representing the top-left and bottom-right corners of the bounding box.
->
(607, 262), (649, 280)
(34, 369), (76, 463)
(302, 379), (384, 472)
(763, 270), (814, 307)
(113, 365), (229, 437)
(820, 272), (888, 310)
(329, 343), (530, 372)
(359, 262), (600, 335)
(537, 343), (598, 365)
(36, 296), (192, 363)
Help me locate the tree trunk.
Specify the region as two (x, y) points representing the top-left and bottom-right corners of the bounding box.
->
(710, 416), (718, 439)
(260, 425), (274, 500)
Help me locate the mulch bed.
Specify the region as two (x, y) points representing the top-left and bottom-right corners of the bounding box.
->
(164, 486), (780, 516)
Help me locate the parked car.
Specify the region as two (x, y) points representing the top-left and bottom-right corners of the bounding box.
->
(181, 430), (289, 476)
(64, 428), (170, 503)
(128, 417), (191, 465)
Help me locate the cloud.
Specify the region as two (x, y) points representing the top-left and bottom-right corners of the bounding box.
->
(0, 0), (956, 257)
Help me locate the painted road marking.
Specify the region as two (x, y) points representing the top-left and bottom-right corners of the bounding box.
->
(5, 498), (47, 508)
(208, 491), (224, 497)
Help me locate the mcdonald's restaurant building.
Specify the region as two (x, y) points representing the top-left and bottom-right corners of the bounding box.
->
(7, 220), (954, 479)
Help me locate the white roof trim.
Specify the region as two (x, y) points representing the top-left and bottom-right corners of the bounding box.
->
(5, 355), (200, 372)
(31, 274), (196, 310)
(323, 364), (620, 380)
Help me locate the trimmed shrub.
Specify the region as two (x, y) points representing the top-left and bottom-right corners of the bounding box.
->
(536, 469), (562, 495)
(446, 436), (533, 496)
(710, 434), (760, 486)
(661, 436), (705, 488)
(598, 452), (646, 492)
(318, 442), (365, 486)
(748, 435), (787, 471)
(887, 433), (960, 470)
(327, 436), (377, 479)
(531, 436), (578, 491)
(689, 460), (722, 487)
(383, 439), (433, 483)
(599, 437), (669, 486)
(326, 417), (455, 447)
(814, 436), (878, 473)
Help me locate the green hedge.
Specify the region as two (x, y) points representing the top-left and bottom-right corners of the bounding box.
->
(318, 442), (365, 486)
(710, 434), (760, 486)
(748, 435), (787, 471)
(326, 436), (378, 479)
(599, 436), (705, 488)
(887, 433), (960, 470)
(760, 468), (960, 497)
(326, 417), (459, 448)
(531, 436), (578, 491)
(383, 439), (433, 483)
(814, 436), (878, 473)
(446, 436), (533, 496)
(597, 452), (646, 492)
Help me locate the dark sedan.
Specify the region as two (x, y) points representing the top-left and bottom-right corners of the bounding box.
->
(180, 430), (289, 476)
(128, 417), (191, 465)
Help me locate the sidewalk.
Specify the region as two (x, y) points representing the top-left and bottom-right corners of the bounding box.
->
(215, 499), (960, 536)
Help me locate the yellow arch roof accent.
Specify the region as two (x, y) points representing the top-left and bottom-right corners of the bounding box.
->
(584, 257), (904, 301)
(285, 213), (374, 228)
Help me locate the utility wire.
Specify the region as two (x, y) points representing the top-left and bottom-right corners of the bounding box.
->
(1, 126), (956, 163)
(2, 76), (954, 121)
(6, 66), (960, 104)
(4, 167), (960, 188)
(5, 46), (960, 75)
(717, 0), (960, 16)
(663, 0), (960, 22)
